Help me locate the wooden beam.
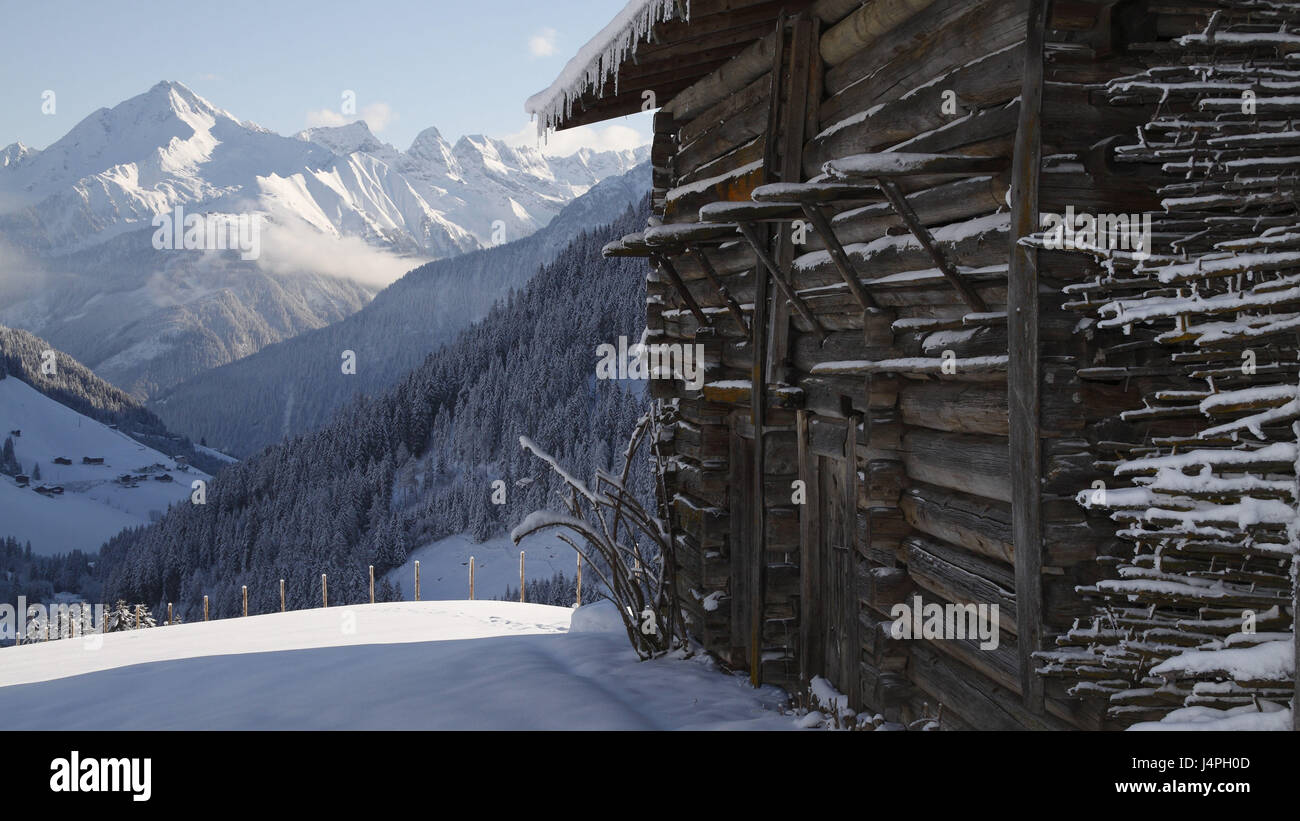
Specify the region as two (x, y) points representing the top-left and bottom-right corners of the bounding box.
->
(651, 252), (712, 328)
(767, 15), (819, 385)
(876, 178), (989, 313)
(736, 220), (829, 342)
(797, 409), (824, 684)
(1007, 0), (1048, 715)
(689, 246), (750, 335)
(746, 12), (786, 688)
(800, 204), (878, 310)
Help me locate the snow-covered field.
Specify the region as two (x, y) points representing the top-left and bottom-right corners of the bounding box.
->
(0, 376), (206, 554)
(0, 600), (794, 730)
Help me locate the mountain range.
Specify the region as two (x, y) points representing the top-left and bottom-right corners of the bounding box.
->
(0, 81), (647, 398)
(148, 162), (651, 457)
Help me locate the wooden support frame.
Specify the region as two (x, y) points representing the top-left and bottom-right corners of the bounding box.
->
(799, 203), (878, 310)
(876, 179), (989, 314)
(767, 13), (818, 386)
(735, 220), (829, 343)
(688, 245), (750, 334)
(1008, 0), (1049, 715)
(650, 252), (712, 328)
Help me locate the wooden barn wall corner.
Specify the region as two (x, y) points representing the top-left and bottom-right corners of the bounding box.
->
(1008, 0), (1049, 715)
(746, 11), (786, 689)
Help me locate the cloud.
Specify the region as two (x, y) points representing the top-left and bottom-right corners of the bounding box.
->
(0, 237), (50, 305)
(529, 27), (558, 57)
(303, 101), (397, 133)
(500, 118), (650, 157)
(254, 215), (425, 289)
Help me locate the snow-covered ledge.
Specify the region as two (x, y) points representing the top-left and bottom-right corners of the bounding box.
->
(525, 0), (689, 134)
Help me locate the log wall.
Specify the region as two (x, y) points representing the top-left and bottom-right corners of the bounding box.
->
(639, 0), (1222, 729)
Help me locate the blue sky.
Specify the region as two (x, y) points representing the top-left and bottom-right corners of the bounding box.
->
(0, 0), (652, 154)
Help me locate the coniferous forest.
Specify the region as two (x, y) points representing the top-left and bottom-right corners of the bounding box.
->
(96, 201), (652, 619)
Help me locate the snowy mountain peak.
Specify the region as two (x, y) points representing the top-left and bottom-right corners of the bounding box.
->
(0, 141), (36, 168)
(297, 120), (389, 157)
(0, 81), (647, 258)
(407, 126), (452, 163)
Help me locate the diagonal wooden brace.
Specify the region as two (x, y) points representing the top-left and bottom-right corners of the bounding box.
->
(688, 245), (750, 336)
(651, 252), (712, 329)
(734, 220), (829, 343)
(800, 204), (879, 311)
(876, 178), (989, 314)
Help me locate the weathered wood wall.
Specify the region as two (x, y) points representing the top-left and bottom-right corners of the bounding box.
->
(639, 0), (1217, 729)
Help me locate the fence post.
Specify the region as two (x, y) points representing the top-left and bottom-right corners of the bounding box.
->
(203, 595), (209, 621)
(369, 565), (375, 604)
(469, 556), (475, 601)
(576, 554), (582, 606)
(168, 602), (173, 625)
(134, 604), (140, 629)
(280, 579), (285, 612)
(415, 560), (420, 602)
(322, 574), (328, 608)
(242, 585), (248, 617)
(519, 551), (525, 603)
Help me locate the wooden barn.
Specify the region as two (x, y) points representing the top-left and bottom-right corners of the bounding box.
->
(528, 0), (1299, 730)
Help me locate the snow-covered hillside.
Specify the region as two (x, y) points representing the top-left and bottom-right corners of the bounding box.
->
(383, 531), (580, 601)
(0, 376), (206, 555)
(0, 601), (793, 730)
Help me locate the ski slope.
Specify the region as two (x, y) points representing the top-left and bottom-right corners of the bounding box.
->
(0, 376), (207, 554)
(0, 601), (794, 730)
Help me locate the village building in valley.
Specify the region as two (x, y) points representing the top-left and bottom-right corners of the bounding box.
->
(528, 0), (1300, 729)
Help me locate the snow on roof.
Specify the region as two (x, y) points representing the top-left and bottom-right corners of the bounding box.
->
(525, 0), (688, 134)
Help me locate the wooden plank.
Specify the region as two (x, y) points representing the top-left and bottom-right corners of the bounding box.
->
(1007, 0), (1048, 715)
(729, 418), (754, 667)
(840, 415), (862, 704)
(797, 410), (824, 682)
(767, 16), (816, 385)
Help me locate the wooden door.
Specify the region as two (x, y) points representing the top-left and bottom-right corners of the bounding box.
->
(799, 413), (860, 704)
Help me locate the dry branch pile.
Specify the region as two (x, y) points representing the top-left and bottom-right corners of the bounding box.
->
(1034, 0), (1299, 726)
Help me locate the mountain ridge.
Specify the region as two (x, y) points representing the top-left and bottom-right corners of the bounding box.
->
(0, 81), (647, 399)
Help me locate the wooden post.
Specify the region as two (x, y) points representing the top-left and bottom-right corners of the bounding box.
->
(280, 579), (285, 612)
(1008, 0), (1049, 715)
(369, 565), (375, 604)
(1293, 564), (1299, 731)
(203, 595), (208, 622)
(167, 602), (173, 625)
(797, 409), (823, 685)
(469, 556), (475, 601)
(742, 12), (810, 688)
(242, 585), (248, 617)
(321, 574), (328, 608)
(134, 604), (141, 630)
(415, 560), (421, 602)
(576, 554), (583, 606)
(519, 551), (526, 603)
